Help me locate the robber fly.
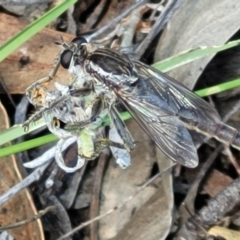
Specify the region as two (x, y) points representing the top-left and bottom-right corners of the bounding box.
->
(24, 80), (131, 171)
(27, 37), (240, 168)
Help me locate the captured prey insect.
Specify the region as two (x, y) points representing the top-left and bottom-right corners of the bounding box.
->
(26, 37), (240, 168)
(24, 80), (132, 172)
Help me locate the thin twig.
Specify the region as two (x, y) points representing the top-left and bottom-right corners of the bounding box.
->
(195, 177), (240, 228)
(90, 150), (110, 240)
(0, 136), (75, 206)
(56, 163), (176, 240)
(136, 0), (184, 57)
(121, 8), (141, 48)
(0, 161), (50, 206)
(0, 206), (56, 231)
(179, 145), (224, 224)
(88, 0), (146, 41)
(149, 1), (165, 21)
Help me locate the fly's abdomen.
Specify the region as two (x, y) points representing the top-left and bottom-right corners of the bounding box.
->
(197, 122), (240, 150)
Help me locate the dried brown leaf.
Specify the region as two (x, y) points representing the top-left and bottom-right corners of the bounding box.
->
(203, 169), (233, 197)
(0, 14), (75, 94)
(0, 102), (44, 239)
(98, 119), (156, 239)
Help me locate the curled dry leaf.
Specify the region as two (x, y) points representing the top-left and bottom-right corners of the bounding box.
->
(0, 102), (44, 239)
(154, 0), (240, 90)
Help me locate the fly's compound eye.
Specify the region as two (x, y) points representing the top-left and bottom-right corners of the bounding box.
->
(60, 49), (73, 69)
(71, 37), (87, 47)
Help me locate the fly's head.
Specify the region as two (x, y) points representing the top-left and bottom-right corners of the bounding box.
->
(57, 37), (91, 75)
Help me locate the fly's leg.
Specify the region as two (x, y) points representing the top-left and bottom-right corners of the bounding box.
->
(80, 138), (127, 160)
(64, 118), (96, 134)
(22, 108), (45, 132)
(25, 54), (61, 107)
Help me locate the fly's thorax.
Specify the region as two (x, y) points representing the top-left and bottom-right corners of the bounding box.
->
(81, 47), (139, 89)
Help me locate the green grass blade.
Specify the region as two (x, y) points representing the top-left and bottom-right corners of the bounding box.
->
(0, 110), (133, 157)
(0, 134), (58, 157)
(153, 39), (240, 72)
(0, 0), (77, 62)
(0, 119), (46, 146)
(195, 78), (240, 97)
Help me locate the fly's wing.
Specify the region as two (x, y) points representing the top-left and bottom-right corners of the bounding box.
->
(133, 60), (221, 126)
(109, 124), (131, 169)
(118, 96), (198, 168)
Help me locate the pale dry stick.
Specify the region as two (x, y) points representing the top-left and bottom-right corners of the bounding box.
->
(223, 100), (240, 123)
(136, 0), (184, 57)
(56, 163), (176, 240)
(0, 206), (56, 231)
(0, 137), (76, 206)
(121, 7), (141, 48)
(0, 161), (50, 207)
(88, 0), (146, 41)
(148, 1), (165, 21)
(193, 177), (240, 229)
(66, 4), (77, 35)
(181, 203), (210, 238)
(94, 25), (120, 44)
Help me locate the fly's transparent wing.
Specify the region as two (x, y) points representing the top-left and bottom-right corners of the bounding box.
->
(120, 97), (198, 168)
(134, 61), (221, 127)
(109, 125), (131, 169)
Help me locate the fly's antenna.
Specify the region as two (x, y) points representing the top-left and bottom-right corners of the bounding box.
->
(54, 35), (69, 49)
